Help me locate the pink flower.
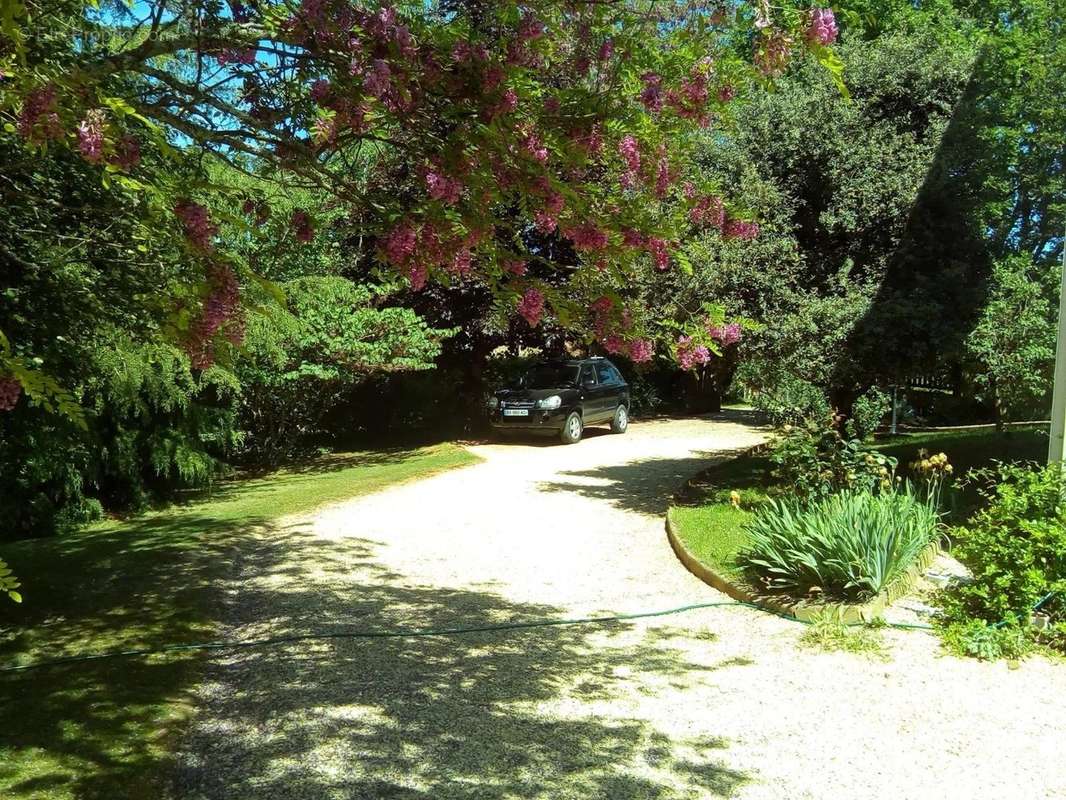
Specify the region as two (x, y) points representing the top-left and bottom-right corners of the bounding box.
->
(709, 322), (743, 346)
(364, 59), (392, 99)
(76, 109), (106, 163)
(292, 209), (314, 242)
(718, 85), (736, 103)
(18, 85), (63, 143)
(647, 237), (670, 270)
(597, 38), (614, 61)
(174, 200), (218, 252)
(690, 195), (725, 228)
(807, 8), (838, 46)
(188, 265), (242, 368)
(517, 288), (545, 327)
(755, 33), (792, 78)
(603, 334), (625, 355)
(655, 150), (672, 198)
(590, 296), (613, 315)
(503, 259), (528, 276)
(677, 335), (711, 370)
(0, 376), (21, 412)
(723, 218), (760, 241)
(622, 228), (646, 248)
(639, 72), (663, 113)
(618, 135), (641, 173)
(533, 210), (557, 234)
(523, 131), (549, 163)
(627, 339), (654, 363)
(384, 222), (418, 265)
(451, 248), (473, 276)
(565, 222), (608, 251)
(425, 169), (462, 204)
(408, 264), (428, 291)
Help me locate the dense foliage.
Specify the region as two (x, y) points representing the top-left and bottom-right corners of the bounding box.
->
(942, 463), (1065, 629)
(741, 487), (942, 601)
(768, 412), (897, 502)
(237, 276), (448, 462)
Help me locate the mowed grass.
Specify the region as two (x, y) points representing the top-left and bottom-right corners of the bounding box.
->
(669, 426), (1049, 583)
(0, 443), (479, 800)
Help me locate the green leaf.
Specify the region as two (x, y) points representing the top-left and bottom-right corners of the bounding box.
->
(7, 591), (21, 603)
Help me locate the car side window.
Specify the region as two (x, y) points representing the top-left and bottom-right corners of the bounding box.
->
(580, 365), (597, 386)
(595, 363), (616, 385)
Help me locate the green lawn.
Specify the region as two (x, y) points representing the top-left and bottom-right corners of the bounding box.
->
(670, 426), (1050, 585)
(0, 443), (479, 800)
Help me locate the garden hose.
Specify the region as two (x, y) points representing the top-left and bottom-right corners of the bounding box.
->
(0, 598), (941, 674)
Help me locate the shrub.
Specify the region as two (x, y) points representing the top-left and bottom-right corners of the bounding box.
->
(940, 462), (1065, 629)
(769, 412), (897, 502)
(740, 488), (942, 601)
(848, 387), (892, 441)
(236, 277), (449, 462)
(940, 619), (1031, 661)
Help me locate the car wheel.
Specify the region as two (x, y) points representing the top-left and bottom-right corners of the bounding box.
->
(560, 412), (583, 444)
(610, 404), (629, 434)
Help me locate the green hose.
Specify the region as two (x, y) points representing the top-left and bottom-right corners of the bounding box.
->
(0, 598), (938, 674)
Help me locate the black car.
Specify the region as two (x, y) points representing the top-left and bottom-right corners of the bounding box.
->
(488, 358), (630, 444)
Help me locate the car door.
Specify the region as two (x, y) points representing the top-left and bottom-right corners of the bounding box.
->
(595, 362), (623, 417)
(578, 363), (607, 421)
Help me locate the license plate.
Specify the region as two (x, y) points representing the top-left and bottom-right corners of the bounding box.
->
(503, 408), (529, 417)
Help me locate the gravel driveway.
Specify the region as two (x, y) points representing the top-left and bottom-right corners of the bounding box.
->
(171, 412), (1066, 800)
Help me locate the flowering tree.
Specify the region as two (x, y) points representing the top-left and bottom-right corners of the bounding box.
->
(0, 0), (842, 416)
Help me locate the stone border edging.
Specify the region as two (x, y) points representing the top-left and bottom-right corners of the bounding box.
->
(665, 450), (944, 624)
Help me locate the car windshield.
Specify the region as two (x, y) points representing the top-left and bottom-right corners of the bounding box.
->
(520, 364), (579, 389)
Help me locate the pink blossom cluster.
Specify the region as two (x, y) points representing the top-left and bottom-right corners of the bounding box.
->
(718, 85), (736, 103)
(174, 200), (219, 252)
(755, 33), (792, 78)
(503, 259), (527, 276)
(425, 168), (463, 204)
(565, 222), (608, 251)
(647, 237), (670, 270)
(654, 149), (673, 198)
(450, 248), (473, 276)
(523, 131), (549, 163)
(627, 339), (654, 363)
(676, 335), (711, 370)
(517, 287), (545, 327)
(723, 218), (760, 240)
(110, 135), (141, 170)
(384, 221), (419, 266)
(622, 228), (646, 248)
(76, 109), (106, 163)
(690, 195), (725, 228)
(708, 322), (743, 346)
(292, 209), (315, 242)
(639, 72), (664, 113)
(188, 265), (242, 369)
(666, 68), (712, 125)
(17, 85), (62, 143)
(807, 9), (838, 46)
(618, 135), (641, 189)
(0, 377), (21, 412)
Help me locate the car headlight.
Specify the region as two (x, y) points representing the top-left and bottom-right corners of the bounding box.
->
(536, 395), (562, 410)
(487, 396), (499, 409)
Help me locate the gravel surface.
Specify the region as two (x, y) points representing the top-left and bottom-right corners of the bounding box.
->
(170, 412), (1066, 800)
